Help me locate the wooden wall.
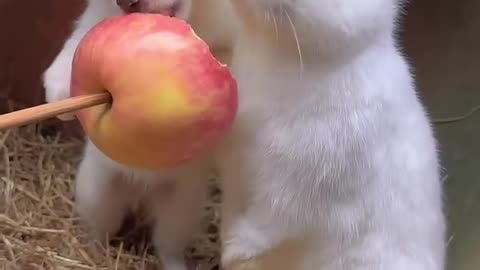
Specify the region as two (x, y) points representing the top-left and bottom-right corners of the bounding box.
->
(0, 0), (84, 111)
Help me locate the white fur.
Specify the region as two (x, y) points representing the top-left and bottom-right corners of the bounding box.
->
(216, 0), (446, 269)
(42, 1), (237, 270)
(75, 140), (210, 270)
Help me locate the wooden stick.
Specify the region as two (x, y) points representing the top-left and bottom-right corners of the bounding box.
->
(0, 93), (112, 131)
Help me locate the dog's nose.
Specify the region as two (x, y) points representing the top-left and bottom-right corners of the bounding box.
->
(116, 0), (140, 13)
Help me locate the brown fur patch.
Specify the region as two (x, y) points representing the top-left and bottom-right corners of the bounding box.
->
(225, 238), (309, 270)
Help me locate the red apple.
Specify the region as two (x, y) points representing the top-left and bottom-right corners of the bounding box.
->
(71, 13), (237, 169)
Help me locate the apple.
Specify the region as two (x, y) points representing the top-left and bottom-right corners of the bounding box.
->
(71, 13), (238, 169)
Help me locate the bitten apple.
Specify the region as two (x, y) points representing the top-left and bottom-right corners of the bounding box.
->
(71, 13), (238, 169)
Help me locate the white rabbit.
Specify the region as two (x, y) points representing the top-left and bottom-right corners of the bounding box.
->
(215, 0), (446, 269)
(42, 1), (237, 270)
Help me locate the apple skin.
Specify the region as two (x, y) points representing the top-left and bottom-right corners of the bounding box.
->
(70, 13), (238, 169)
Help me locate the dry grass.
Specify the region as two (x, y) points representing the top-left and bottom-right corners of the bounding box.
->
(0, 123), (222, 270)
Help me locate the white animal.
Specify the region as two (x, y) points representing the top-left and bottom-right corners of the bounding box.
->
(215, 0), (447, 269)
(42, 1), (237, 270)
(44, 0), (447, 269)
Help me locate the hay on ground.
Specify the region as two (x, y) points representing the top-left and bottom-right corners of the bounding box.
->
(0, 123), (222, 270)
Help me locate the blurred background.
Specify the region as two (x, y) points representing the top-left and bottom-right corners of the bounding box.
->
(0, 0), (478, 269)
(403, 1), (480, 269)
(0, 0), (83, 111)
